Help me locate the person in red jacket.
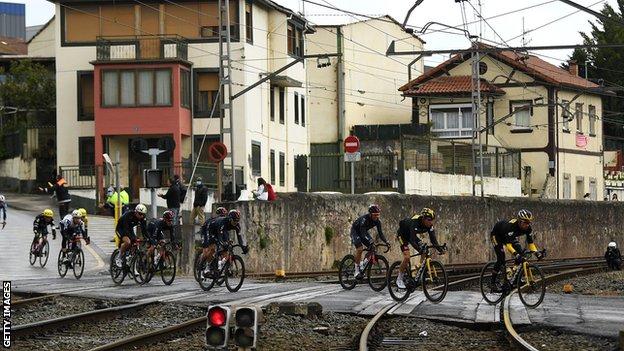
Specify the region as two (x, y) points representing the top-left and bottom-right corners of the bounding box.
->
(252, 178), (276, 201)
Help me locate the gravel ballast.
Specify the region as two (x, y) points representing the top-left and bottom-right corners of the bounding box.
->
(519, 326), (618, 351)
(12, 296), (124, 326)
(558, 270), (624, 296)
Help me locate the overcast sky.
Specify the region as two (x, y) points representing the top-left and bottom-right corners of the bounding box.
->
(22, 0), (621, 65)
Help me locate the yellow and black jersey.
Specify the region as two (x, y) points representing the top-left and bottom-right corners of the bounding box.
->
(490, 219), (537, 254)
(397, 215), (440, 250)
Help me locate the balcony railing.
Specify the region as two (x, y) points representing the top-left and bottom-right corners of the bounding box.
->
(96, 35), (188, 62)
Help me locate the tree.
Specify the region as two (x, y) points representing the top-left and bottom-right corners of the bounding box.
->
(560, 48), (589, 78)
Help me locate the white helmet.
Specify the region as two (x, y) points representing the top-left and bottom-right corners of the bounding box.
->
(0, 195), (5, 202)
(608, 242), (617, 248)
(71, 209), (82, 218)
(135, 203), (147, 215)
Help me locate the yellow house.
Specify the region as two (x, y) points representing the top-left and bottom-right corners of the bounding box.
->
(400, 44), (607, 200)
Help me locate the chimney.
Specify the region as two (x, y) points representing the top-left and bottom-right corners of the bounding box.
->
(568, 60), (578, 76)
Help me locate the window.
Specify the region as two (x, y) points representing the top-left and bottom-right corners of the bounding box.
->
(245, 1), (253, 44)
(589, 105), (596, 135)
(511, 101), (532, 129)
(279, 87), (285, 124)
(78, 137), (95, 176)
(430, 105), (473, 138)
(270, 85), (275, 121)
(562, 100), (571, 130)
(251, 142), (261, 176)
(287, 23), (303, 57)
(589, 177), (597, 200)
(180, 68), (190, 109)
(294, 92), (299, 124)
(563, 173), (571, 199)
(576, 176), (584, 199)
(120, 71), (135, 106)
(270, 149), (275, 184)
(279, 152), (285, 186)
(77, 71), (94, 121)
(301, 95), (305, 127)
(486, 101), (494, 135)
(575, 103), (583, 132)
(195, 71), (220, 118)
(102, 69), (172, 107)
(194, 135), (220, 163)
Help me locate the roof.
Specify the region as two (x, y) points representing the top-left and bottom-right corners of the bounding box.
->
(26, 16), (54, 45)
(400, 43), (600, 92)
(0, 36), (27, 55)
(403, 75), (505, 96)
(313, 15), (424, 44)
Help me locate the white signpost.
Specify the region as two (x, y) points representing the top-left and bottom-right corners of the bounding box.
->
(344, 136), (361, 194)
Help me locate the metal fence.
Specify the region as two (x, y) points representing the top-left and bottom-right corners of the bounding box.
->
(58, 165), (101, 189)
(401, 135), (521, 179)
(96, 35), (188, 61)
(309, 152), (399, 192)
(138, 162), (219, 189)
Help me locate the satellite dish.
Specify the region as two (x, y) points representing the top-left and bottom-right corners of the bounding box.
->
(130, 138), (148, 153)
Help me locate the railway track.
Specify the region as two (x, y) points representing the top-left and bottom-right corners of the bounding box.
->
(360, 258), (607, 351)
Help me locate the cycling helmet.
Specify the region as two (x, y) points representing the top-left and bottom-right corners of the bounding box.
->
(228, 209), (241, 222)
(368, 204), (381, 214)
(43, 209), (54, 218)
(608, 241), (617, 248)
(0, 195), (5, 202)
(163, 210), (174, 221)
(216, 207), (227, 216)
(517, 209), (533, 222)
(78, 208), (87, 218)
(71, 209), (82, 218)
(135, 203), (148, 215)
(421, 207), (435, 220)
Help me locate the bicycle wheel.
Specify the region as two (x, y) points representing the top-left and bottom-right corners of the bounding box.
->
(57, 251), (68, 278)
(129, 253), (144, 285)
(422, 260), (448, 303)
(29, 242), (37, 266)
(136, 251), (152, 285)
(338, 255), (358, 290)
(517, 263), (546, 308)
(193, 251), (202, 282)
(73, 249), (85, 279)
(110, 250), (126, 285)
(160, 250), (176, 285)
(197, 258), (216, 291)
(387, 261), (411, 302)
(367, 255), (389, 292)
(225, 255), (245, 292)
(39, 241), (50, 267)
(479, 261), (506, 305)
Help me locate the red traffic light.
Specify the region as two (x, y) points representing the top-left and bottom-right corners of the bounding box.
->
(208, 306), (228, 327)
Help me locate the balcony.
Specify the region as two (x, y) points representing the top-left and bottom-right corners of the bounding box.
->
(96, 35), (188, 62)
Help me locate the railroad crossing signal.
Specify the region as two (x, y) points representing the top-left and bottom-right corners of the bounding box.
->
(206, 305), (230, 348)
(233, 306), (261, 348)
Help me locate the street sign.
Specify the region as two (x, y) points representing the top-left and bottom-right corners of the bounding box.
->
(344, 135), (360, 153)
(208, 142), (228, 163)
(344, 152), (361, 162)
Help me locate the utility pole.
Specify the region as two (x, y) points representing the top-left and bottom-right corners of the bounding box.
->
(470, 46), (484, 197)
(218, 0), (236, 196)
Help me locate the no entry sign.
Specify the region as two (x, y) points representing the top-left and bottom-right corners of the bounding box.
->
(344, 135), (360, 153)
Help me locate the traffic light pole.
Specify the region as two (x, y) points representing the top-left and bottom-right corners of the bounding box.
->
(143, 148), (167, 219)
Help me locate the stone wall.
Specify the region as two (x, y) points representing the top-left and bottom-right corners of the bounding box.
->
(218, 193), (624, 273)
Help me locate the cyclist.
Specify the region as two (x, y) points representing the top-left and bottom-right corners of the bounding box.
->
(115, 203), (148, 268)
(32, 209), (56, 255)
(59, 210), (89, 261)
(145, 210), (177, 265)
(0, 195), (6, 228)
(197, 207), (227, 275)
(200, 209), (248, 274)
(395, 208), (445, 289)
(351, 204), (389, 278)
(489, 209), (543, 292)
(77, 208), (88, 239)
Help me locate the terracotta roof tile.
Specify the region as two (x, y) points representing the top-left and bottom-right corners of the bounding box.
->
(0, 37), (27, 55)
(403, 75), (505, 96)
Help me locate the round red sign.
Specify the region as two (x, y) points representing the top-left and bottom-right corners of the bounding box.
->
(344, 135), (360, 153)
(208, 142), (228, 163)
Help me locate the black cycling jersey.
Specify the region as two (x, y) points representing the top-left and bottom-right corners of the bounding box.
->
(33, 214), (54, 235)
(116, 211), (147, 238)
(350, 214), (387, 243)
(397, 215), (440, 252)
(490, 218), (534, 253)
(208, 217), (246, 247)
(146, 218), (175, 244)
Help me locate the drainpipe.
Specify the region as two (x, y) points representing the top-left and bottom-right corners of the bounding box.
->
(337, 26), (345, 142)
